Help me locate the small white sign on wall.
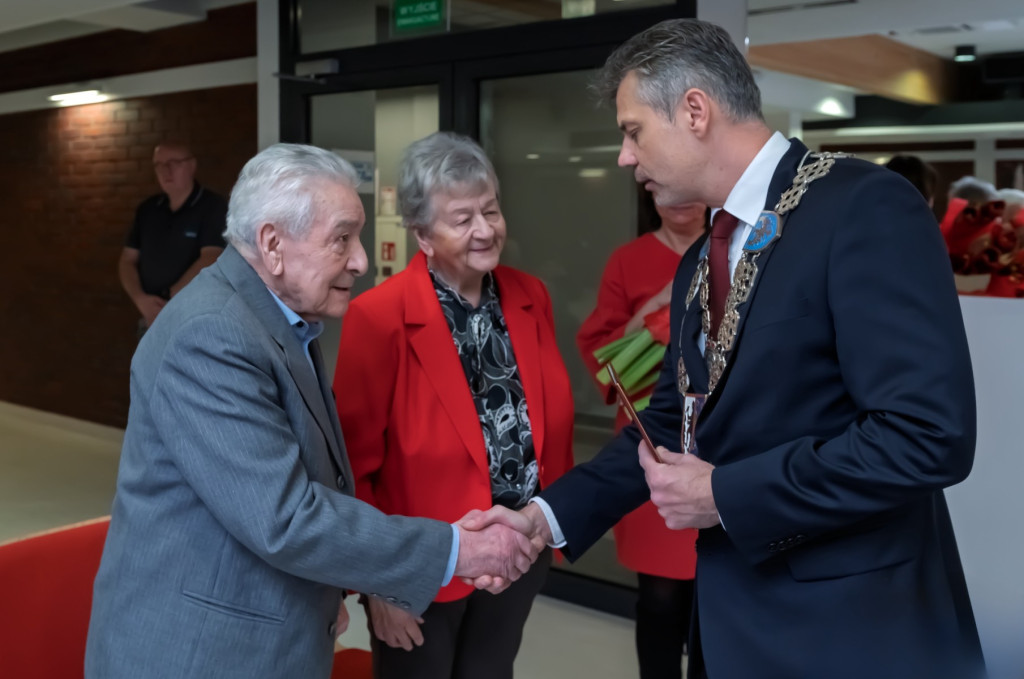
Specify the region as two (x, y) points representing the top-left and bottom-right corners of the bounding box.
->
(332, 149), (375, 195)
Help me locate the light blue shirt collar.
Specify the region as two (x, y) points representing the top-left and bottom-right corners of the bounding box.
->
(266, 288), (323, 371)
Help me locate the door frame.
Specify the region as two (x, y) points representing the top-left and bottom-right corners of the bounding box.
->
(279, 0), (696, 142)
(280, 63), (455, 147)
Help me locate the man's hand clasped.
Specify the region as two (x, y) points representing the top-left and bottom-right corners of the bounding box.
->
(638, 441), (721, 530)
(446, 440), (719, 602)
(453, 504), (550, 594)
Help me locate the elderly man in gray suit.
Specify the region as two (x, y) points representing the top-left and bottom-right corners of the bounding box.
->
(85, 144), (538, 679)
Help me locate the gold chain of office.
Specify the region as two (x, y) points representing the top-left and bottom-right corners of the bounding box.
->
(680, 152), (852, 395)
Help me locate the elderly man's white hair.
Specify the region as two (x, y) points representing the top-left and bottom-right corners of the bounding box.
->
(224, 144), (360, 251)
(997, 188), (1024, 225)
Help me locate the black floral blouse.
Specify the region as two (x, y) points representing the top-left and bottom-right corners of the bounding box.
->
(430, 270), (538, 509)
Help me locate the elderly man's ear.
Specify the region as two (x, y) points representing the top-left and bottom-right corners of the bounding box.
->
(257, 222), (285, 276)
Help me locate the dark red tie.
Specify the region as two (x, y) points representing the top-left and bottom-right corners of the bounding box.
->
(708, 210), (740, 338)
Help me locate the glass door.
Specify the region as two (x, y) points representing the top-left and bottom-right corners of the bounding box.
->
(479, 68), (640, 588)
(309, 84), (441, 380)
(307, 69), (642, 590)
(284, 0), (700, 611)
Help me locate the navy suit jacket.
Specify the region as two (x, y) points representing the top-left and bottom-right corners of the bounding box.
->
(542, 140), (984, 678)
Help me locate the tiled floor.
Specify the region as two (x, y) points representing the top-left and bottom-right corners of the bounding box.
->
(0, 402), (122, 543)
(0, 401), (643, 678)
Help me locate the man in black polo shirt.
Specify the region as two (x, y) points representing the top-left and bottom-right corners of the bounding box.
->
(118, 141), (227, 330)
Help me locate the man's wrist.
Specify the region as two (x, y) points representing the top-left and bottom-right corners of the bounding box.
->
(526, 498), (564, 548)
(441, 523), (459, 586)
(522, 502), (551, 543)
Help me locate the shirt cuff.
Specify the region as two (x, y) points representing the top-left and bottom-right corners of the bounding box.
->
(528, 497), (567, 548)
(442, 523), (459, 586)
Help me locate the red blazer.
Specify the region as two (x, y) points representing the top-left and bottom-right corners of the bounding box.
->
(334, 252), (574, 602)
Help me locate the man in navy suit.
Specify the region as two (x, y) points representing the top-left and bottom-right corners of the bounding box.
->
(467, 18), (985, 679)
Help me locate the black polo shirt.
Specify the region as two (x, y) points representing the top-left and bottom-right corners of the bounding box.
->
(125, 183), (227, 298)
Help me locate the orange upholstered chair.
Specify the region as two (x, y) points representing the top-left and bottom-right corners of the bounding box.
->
(330, 647), (373, 678)
(0, 516), (110, 679)
(0, 516), (371, 679)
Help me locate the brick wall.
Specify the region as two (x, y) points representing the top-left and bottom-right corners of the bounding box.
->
(0, 85), (257, 427)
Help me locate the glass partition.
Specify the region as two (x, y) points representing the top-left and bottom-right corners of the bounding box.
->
(480, 68), (638, 586)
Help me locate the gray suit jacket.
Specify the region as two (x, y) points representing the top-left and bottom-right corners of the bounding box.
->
(86, 246), (452, 679)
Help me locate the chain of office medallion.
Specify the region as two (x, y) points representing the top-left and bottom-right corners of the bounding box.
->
(679, 151), (851, 395)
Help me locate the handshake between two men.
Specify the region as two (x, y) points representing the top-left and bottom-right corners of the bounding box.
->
(358, 503), (556, 654)
(453, 440), (722, 595)
(452, 502), (553, 594)
(363, 441), (721, 653)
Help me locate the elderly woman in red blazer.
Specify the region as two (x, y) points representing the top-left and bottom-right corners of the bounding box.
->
(333, 131), (574, 679)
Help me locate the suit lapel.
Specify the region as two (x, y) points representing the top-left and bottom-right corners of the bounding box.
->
(672, 233), (711, 395)
(405, 253), (489, 475)
(276, 334), (346, 473)
(680, 289), (709, 394)
(707, 138), (808, 401)
(217, 247), (348, 477)
(495, 268), (546, 461)
(310, 339), (353, 486)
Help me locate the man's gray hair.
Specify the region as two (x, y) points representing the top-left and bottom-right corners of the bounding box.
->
(398, 131), (498, 234)
(593, 18), (763, 124)
(224, 143), (359, 250)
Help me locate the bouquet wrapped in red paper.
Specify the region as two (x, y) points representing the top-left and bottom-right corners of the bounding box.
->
(941, 197), (1013, 275)
(592, 306), (671, 412)
(940, 197), (1024, 297)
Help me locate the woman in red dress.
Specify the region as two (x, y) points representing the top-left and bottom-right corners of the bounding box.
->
(576, 196), (707, 679)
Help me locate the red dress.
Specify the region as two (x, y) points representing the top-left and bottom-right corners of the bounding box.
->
(576, 233), (698, 580)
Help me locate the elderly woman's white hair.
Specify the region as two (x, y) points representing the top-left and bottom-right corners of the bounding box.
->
(996, 188), (1024, 225)
(397, 131), (499, 235)
(224, 143), (359, 251)
(948, 175), (997, 206)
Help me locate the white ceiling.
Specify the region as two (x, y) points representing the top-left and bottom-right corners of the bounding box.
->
(747, 0), (1024, 58)
(0, 0), (250, 54)
(1, 0), (153, 35)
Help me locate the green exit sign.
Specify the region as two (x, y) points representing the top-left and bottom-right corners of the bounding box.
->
(393, 0), (445, 32)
